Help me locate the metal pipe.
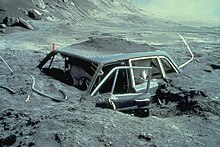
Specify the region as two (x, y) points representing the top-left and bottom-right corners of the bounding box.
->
(0, 56), (13, 73)
(111, 69), (119, 94)
(178, 34), (194, 68)
(146, 68), (152, 93)
(30, 74), (67, 102)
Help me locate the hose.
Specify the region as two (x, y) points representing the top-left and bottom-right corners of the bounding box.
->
(30, 74), (67, 102)
(0, 85), (16, 94)
(0, 56), (13, 73)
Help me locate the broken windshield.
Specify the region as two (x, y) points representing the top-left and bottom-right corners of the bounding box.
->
(40, 53), (98, 91)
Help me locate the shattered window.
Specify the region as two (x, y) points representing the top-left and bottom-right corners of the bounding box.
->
(41, 53), (97, 90)
(131, 58), (162, 86)
(132, 59), (151, 85)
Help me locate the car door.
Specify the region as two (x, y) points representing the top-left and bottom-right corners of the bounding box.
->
(128, 56), (179, 95)
(91, 65), (153, 111)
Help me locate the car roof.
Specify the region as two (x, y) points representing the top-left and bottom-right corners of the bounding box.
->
(56, 38), (179, 68)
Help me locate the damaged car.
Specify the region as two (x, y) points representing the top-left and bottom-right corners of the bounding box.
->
(37, 37), (192, 116)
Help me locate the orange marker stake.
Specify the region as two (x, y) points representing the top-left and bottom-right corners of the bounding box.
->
(52, 43), (56, 51)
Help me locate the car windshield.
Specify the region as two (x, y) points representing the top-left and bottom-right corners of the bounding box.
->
(40, 53), (98, 91)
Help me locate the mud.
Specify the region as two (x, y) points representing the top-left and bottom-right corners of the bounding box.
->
(151, 79), (220, 118)
(0, 0), (220, 146)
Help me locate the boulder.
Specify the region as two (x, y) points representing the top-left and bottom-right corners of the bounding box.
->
(3, 17), (19, 26)
(0, 24), (7, 28)
(18, 18), (34, 30)
(28, 9), (43, 20)
(0, 29), (5, 33)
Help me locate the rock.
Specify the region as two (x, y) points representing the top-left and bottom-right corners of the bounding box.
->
(32, 0), (46, 9)
(0, 24), (7, 28)
(208, 114), (219, 120)
(63, 0), (69, 2)
(3, 17), (19, 26)
(0, 8), (6, 12)
(55, 133), (61, 144)
(138, 132), (153, 141)
(204, 69), (212, 73)
(0, 29), (5, 33)
(0, 135), (16, 146)
(28, 9), (43, 20)
(18, 18), (34, 30)
(210, 63), (220, 70)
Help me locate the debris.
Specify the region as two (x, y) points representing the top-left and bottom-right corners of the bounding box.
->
(63, 0), (69, 3)
(0, 135), (16, 146)
(123, 34), (129, 41)
(55, 133), (62, 144)
(0, 85), (16, 94)
(0, 24), (7, 28)
(25, 95), (30, 102)
(3, 16), (19, 26)
(28, 9), (43, 20)
(0, 56), (14, 73)
(28, 142), (35, 147)
(157, 97), (165, 106)
(204, 69), (212, 73)
(2, 16), (34, 30)
(0, 29), (5, 33)
(30, 74), (67, 102)
(210, 63), (220, 70)
(208, 114), (219, 120)
(18, 17), (34, 30)
(0, 8), (6, 12)
(138, 132), (153, 141)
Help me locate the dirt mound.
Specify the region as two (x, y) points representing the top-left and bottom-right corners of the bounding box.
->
(0, 109), (39, 147)
(151, 79), (220, 119)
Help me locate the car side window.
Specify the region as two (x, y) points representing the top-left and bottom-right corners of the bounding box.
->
(160, 58), (175, 75)
(131, 58), (162, 85)
(132, 59), (151, 85)
(93, 63), (129, 95)
(150, 58), (162, 78)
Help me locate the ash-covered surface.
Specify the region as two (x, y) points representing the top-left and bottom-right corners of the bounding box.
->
(1, 0), (220, 146)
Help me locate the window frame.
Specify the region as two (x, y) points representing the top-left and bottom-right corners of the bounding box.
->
(128, 56), (179, 88)
(90, 66), (152, 96)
